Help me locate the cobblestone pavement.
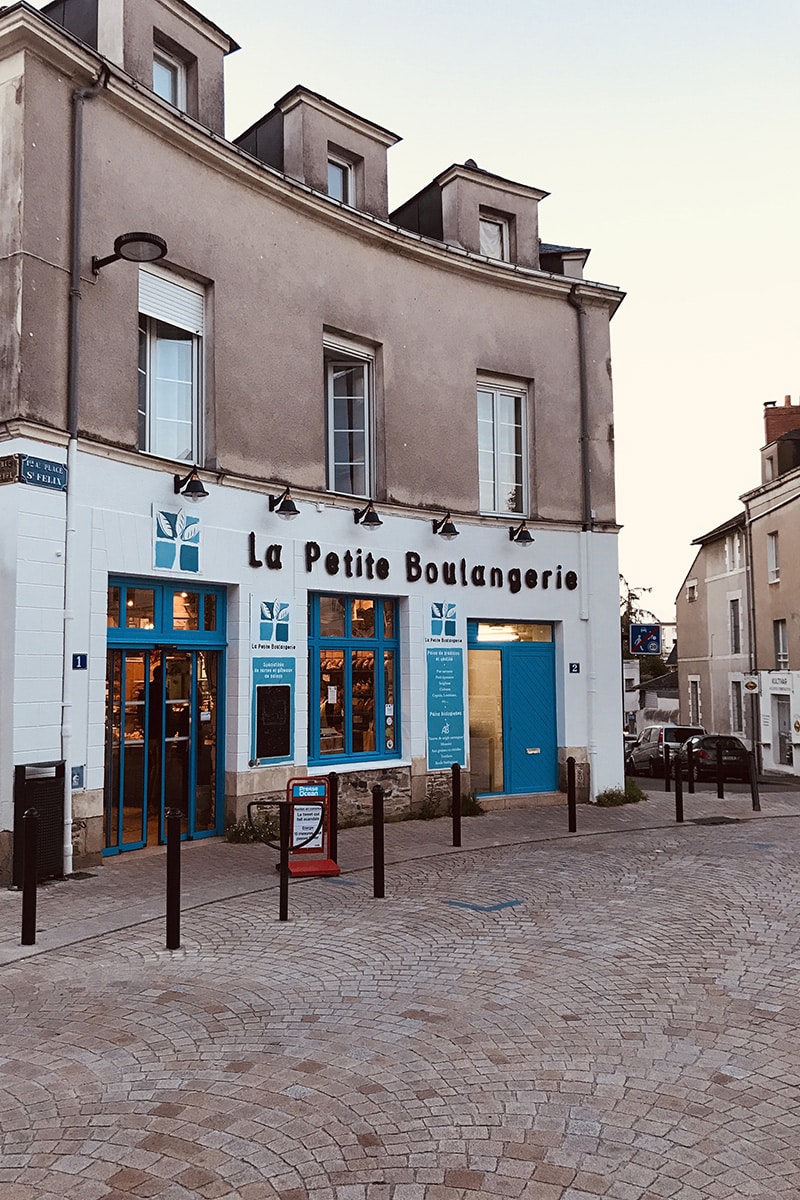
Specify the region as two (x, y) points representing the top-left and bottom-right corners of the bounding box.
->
(3, 785), (800, 1199)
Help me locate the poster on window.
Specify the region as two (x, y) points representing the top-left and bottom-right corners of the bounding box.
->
(426, 646), (466, 770)
(251, 657), (295, 763)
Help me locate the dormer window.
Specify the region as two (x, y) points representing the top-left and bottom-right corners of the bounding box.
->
(327, 151), (355, 205)
(479, 212), (511, 261)
(153, 46), (187, 110)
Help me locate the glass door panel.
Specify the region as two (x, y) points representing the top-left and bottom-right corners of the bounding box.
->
(163, 652), (192, 825)
(194, 651), (218, 833)
(467, 649), (504, 793)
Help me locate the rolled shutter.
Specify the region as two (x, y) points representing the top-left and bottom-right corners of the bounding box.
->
(139, 268), (204, 335)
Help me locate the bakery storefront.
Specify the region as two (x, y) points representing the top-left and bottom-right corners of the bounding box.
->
(96, 493), (622, 853)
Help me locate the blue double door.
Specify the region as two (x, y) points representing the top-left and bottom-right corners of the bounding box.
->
(467, 622), (557, 795)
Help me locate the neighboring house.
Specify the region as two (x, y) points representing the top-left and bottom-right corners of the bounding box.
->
(0, 0), (626, 883)
(677, 396), (800, 774)
(676, 513), (750, 741)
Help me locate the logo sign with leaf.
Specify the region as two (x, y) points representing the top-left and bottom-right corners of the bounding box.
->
(431, 601), (457, 637)
(154, 508), (201, 572)
(260, 600), (290, 643)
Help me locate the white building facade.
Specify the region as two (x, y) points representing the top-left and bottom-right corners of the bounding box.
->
(0, 0), (625, 881)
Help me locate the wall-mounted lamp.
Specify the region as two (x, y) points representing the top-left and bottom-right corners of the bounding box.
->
(353, 500), (383, 529)
(509, 520), (534, 545)
(268, 486), (300, 520)
(173, 466), (208, 502)
(432, 512), (459, 540)
(92, 231), (168, 274)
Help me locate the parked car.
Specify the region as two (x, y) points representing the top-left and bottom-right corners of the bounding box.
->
(674, 734), (751, 782)
(624, 732), (638, 757)
(626, 724), (706, 777)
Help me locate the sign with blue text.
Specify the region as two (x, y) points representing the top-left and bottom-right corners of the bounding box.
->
(426, 646), (466, 770)
(19, 455), (67, 492)
(629, 624), (662, 655)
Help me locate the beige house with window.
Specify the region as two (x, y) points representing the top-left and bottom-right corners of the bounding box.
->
(0, 0), (625, 883)
(677, 396), (800, 773)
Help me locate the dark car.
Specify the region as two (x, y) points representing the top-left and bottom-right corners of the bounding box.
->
(674, 734), (751, 782)
(626, 724), (706, 777)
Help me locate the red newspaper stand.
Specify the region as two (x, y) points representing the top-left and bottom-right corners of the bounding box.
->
(286, 776), (339, 878)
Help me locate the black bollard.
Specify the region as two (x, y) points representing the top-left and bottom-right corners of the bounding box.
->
(686, 742), (696, 794)
(567, 756), (577, 833)
(21, 807), (39, 946)
(674, 756), (684, 823)
(451, 762), (462, 848)
(748, 750), (761, 812)
(664, 745), (671, 793)
(716, 741), (725, 800)
(372, 784), (385, 899)
(165, 808), (182, 950)
(328, 772), (339, 864)
(279, 801), (290, 922)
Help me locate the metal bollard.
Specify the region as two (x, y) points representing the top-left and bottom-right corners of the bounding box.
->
(21, 807), (39, 946)
(567, 756), (577, 833)
(674, 756), (684, 823)
(451, 762), (462, 848)
(664, 745), (671, 793)
(278, 801), (290, 922)
(686, 742), (696, 794)
(328, 772), (339, 864)
(748, 751), (761, 812)
(165, 808), (182, 950)
(372, 784), (385, 899)
(716, 741), (725, 800)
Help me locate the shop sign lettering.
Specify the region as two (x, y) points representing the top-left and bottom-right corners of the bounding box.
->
(248, 535), (579, 594)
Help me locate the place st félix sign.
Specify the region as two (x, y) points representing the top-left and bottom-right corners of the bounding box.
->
(0, 454), (68, 492)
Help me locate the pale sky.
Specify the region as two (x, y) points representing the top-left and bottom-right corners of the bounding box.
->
(48, 0), (800, 618)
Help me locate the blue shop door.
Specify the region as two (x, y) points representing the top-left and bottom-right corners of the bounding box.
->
(504, 643), (557, 793)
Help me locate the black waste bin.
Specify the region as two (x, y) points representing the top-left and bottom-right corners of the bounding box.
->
(13, 762), (65, 887)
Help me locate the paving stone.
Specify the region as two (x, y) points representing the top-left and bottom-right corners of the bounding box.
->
(3, 796), (800, 1196)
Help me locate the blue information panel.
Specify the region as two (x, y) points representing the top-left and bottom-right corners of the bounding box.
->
(426, 647), (466, 770)
(251, 657), (295, 763)
(629, 623), (662, 655)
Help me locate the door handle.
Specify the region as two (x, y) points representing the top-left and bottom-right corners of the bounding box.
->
(526, 747), (541, 754)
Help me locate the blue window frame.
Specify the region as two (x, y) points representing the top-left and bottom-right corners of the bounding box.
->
(107, 578), (226, 647)
(309, 594), (400, 764)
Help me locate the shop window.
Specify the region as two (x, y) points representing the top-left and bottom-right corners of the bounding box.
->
(138, 266), (205, 463)
(477, 380), (527, 514)
(309, 594), (399, 763)
(324, 335), (375, 497)
(107, 580), (225, 646)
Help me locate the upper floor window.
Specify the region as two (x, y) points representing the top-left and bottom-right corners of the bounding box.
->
(774, 619), (789, 670)
(153, 47), (187, 110)
(325, 335), (374, 497)
(327, 154), (354, 204)
(477, 381), (527, 515)
(686, 580), (697, 603)
(725, 532), (742, 572)
(729, 598), (742, 655)
(479, 211), (512, 261)
(138, 267), (204, 463)
(768, 532), (780, 583)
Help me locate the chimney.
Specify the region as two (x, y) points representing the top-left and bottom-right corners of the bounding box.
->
(764, 395), (800, 444)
